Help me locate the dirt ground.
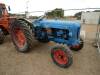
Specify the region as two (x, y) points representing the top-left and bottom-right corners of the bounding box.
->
(0, 24), (100, 75)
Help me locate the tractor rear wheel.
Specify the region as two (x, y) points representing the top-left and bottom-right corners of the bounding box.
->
(51, 46), (73, 68)
(10, 20), (33, 53)
(0, 28), (5, 44)
(69, 38), (84, 51)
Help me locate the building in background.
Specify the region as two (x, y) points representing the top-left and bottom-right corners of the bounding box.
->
(81, 12), (100, 24)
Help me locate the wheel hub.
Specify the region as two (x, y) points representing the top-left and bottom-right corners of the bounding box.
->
(14, 28), (26, 48)
(53, 50), (68, 65)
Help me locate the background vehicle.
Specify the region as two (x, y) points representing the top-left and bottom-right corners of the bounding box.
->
(0, 3), (9, 44)
(0, 3), (31, 44)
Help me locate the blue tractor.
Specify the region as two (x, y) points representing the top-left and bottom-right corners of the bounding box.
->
(10, 16), (83, 68)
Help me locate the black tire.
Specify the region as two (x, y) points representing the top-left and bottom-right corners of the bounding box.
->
(18, 19), (33, 31)
(69, 38), (84, 51)
(0, 28), (5, 44)
(51, 46), (73, 68)
(10, 20), (33, 53)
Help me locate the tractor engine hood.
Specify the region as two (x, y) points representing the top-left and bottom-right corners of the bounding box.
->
(33, 19), (81, 30)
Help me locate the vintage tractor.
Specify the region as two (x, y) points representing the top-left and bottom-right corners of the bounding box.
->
(0, 3), (19, 44)
(0, 3), (9, 44)
(0, 3), (32, 44)
(9, 16), (84, 68)
(0, 3), (83, 68)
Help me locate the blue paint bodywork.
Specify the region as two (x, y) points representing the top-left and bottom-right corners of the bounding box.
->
(32, 19), (81, 46)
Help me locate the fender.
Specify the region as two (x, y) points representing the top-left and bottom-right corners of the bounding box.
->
(18, 18), (33, 29)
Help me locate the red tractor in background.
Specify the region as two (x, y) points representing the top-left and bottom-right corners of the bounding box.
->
(0, 3), (32, 44)
(0, 3), (9, 44)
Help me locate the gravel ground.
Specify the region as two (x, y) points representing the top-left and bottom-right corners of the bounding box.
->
(0, 25), (100, 75)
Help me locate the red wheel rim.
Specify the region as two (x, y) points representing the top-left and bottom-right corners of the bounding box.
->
(14, 28), (26, 48)
(53, 50), (68, 65)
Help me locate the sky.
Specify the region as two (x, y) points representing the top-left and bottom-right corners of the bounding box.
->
(0, 0), (100, 16)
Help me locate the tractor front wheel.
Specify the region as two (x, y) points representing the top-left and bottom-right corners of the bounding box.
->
(51, 46), (73, 68)
(10, 20), (33, 53)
